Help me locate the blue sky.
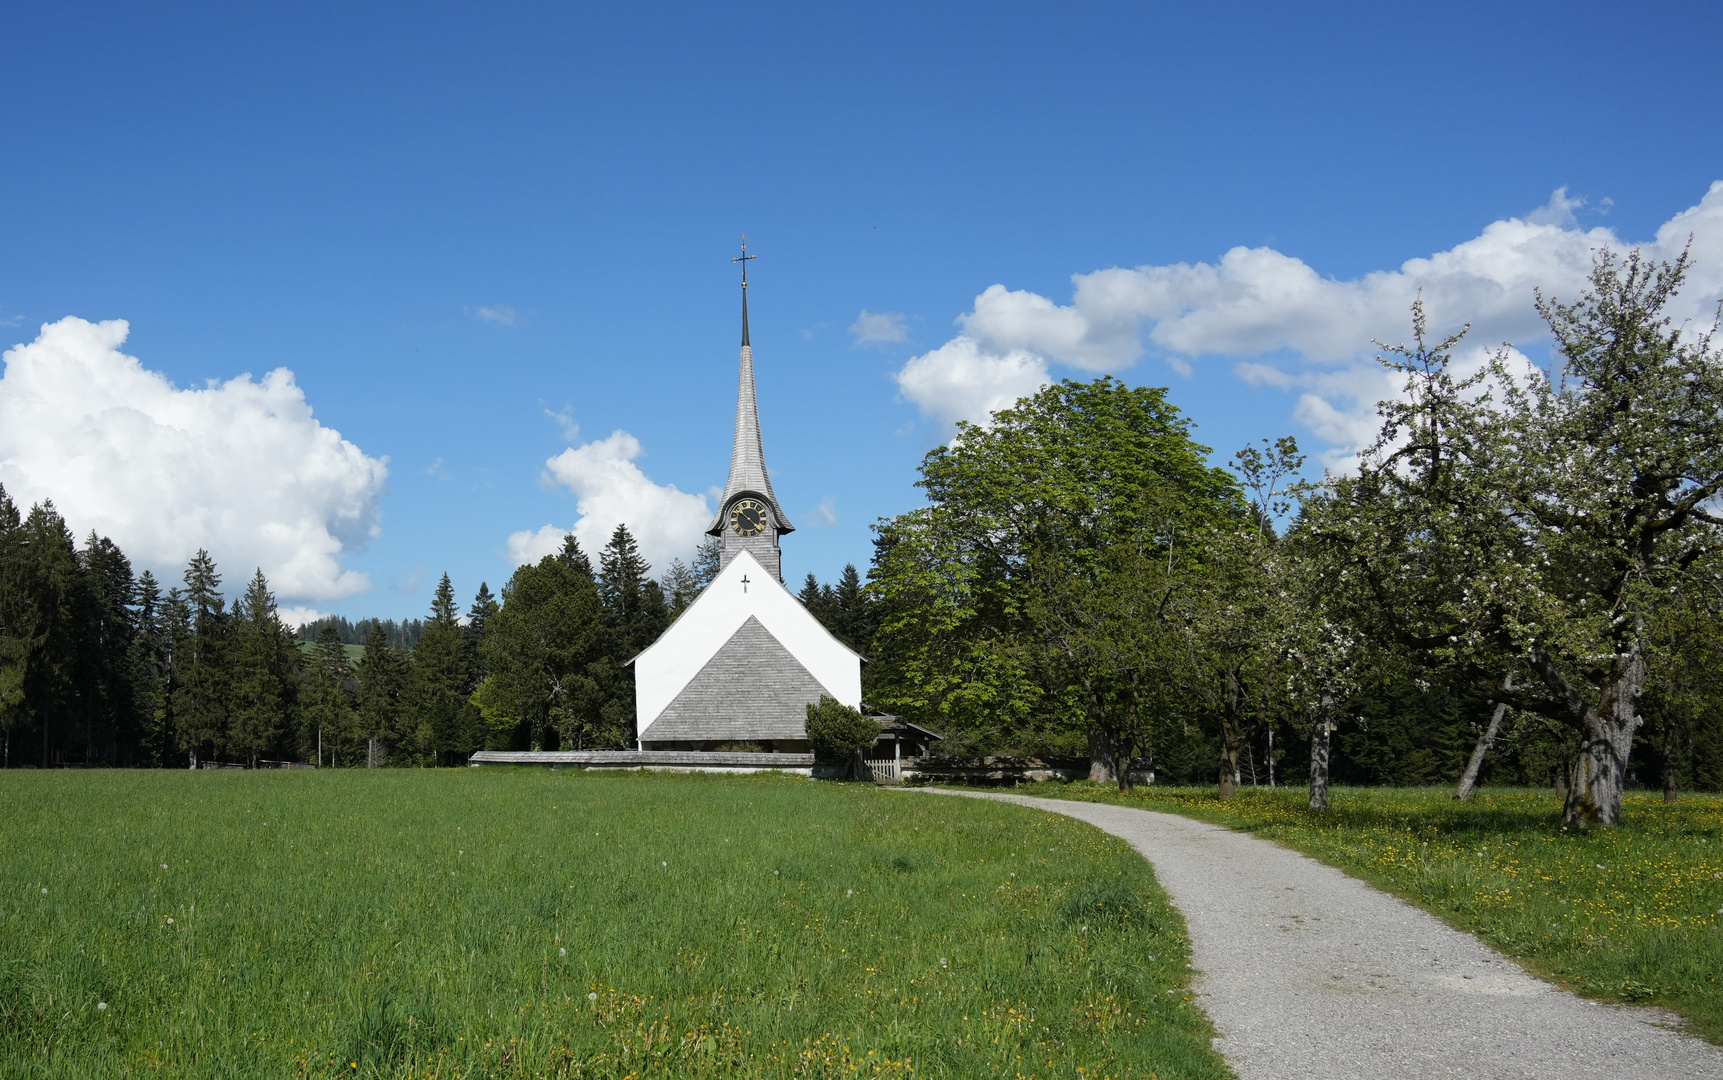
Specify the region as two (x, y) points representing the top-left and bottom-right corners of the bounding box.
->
(2, 1), (1720, 622)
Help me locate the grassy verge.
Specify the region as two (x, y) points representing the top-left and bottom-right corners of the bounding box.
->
(0, 769), (1229, 1079)
(1012, 783), (1723, 1042)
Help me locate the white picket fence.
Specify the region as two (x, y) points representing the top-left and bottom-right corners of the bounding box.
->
(865, 757), (902, 783)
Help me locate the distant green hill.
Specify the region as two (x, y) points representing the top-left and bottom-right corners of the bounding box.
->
(293, 640), (365, 661)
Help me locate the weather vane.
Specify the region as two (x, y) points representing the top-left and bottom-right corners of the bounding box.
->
(733, 235), (755, 287)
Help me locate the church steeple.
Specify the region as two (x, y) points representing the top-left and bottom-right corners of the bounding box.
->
(709, 242), (792, 579)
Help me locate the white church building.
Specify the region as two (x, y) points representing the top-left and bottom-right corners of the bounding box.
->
(630, 257), (862, 751)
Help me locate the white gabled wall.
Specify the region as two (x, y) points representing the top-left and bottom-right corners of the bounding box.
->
(634, 550), (862, 736)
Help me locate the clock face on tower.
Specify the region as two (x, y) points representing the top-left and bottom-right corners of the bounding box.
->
(728, 498), (768, 537)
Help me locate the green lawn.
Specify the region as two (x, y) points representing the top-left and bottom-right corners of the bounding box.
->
(1024, 783), (1723, 1043)
(0, 770), (1229, 1080)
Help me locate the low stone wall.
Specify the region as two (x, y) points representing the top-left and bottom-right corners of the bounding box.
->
(467, 749), (815, 775)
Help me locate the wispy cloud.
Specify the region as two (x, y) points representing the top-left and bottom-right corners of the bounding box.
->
(424, 457), (451, 481)
(396, 565), (427, 594)
(807, 496), (838, 528)
(470, 304), (517, 327)
(543, 404), (579, 442)
(850, 309), (909, 346)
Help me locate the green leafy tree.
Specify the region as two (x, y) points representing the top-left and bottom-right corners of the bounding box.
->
(1498, 249), (1723, 824)
(1182, 437), (1303, 798)
(868, 377), (1245, 775)
(479, 536), (613, 748)
(805, 694), (881, 780)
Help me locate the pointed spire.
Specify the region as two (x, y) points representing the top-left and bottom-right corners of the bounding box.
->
(709, 243), (792, 535)
(735, 238), (755, 348)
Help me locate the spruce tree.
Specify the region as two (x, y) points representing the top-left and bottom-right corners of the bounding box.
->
(18, 503), (81, 768)
(798, 572), (824, 612)
(173, 549), (229, 766)
(356, 624), (408, 766)
(466, 582), (499, 684)
(661, 558), (700, 616)
(127, 571), (171, 765)
(75, 533), (138, 764)
(599, 525), (668, 742)
(303, 624), (357, 766)
(405, 573), (481, 765)
(600, 525), (667, 657)
(0, 485), (27, 769)
(833, 564), (873, 653)
(229, 568), (296, 767)
(692, 535), (722, 587)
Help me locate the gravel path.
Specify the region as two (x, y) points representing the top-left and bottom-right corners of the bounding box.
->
(927, 789), (1723, 1080)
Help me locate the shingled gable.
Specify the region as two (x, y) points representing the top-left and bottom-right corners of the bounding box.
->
(632, 549), (862, 742)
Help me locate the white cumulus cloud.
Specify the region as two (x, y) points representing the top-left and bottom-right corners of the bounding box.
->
(894, 337), (1050, 429)
(0, 317), (388, 601)
(506, 429), (710, 572)
(278, 606), (331, 629)
(898, 183), (1723, 449)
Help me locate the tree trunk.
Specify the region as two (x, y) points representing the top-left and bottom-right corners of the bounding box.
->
(1308, 690), (1333, 812)
(1218, 667), (1243, 800)
(1455, 674), (1514, 801)
(1557, 640), (1644, 828)
(1660, 709), (1680, 805)
(1087, 728), (1116, 784)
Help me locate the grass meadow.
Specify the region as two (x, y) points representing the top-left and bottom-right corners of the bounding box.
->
(1033, 783), (1723, 1042)
(0, 769), (1229, 1080)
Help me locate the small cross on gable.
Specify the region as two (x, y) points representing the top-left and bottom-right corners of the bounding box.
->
(741, 574), (751, 593)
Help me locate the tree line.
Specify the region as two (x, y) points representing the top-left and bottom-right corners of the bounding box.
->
(0, 503), (721, 768)
(859, 246), (1723, 826)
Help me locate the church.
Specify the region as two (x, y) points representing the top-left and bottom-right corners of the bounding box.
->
(630, 255), (863, 752)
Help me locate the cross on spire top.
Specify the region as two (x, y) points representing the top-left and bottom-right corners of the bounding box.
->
(732, 236), (755, 288)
